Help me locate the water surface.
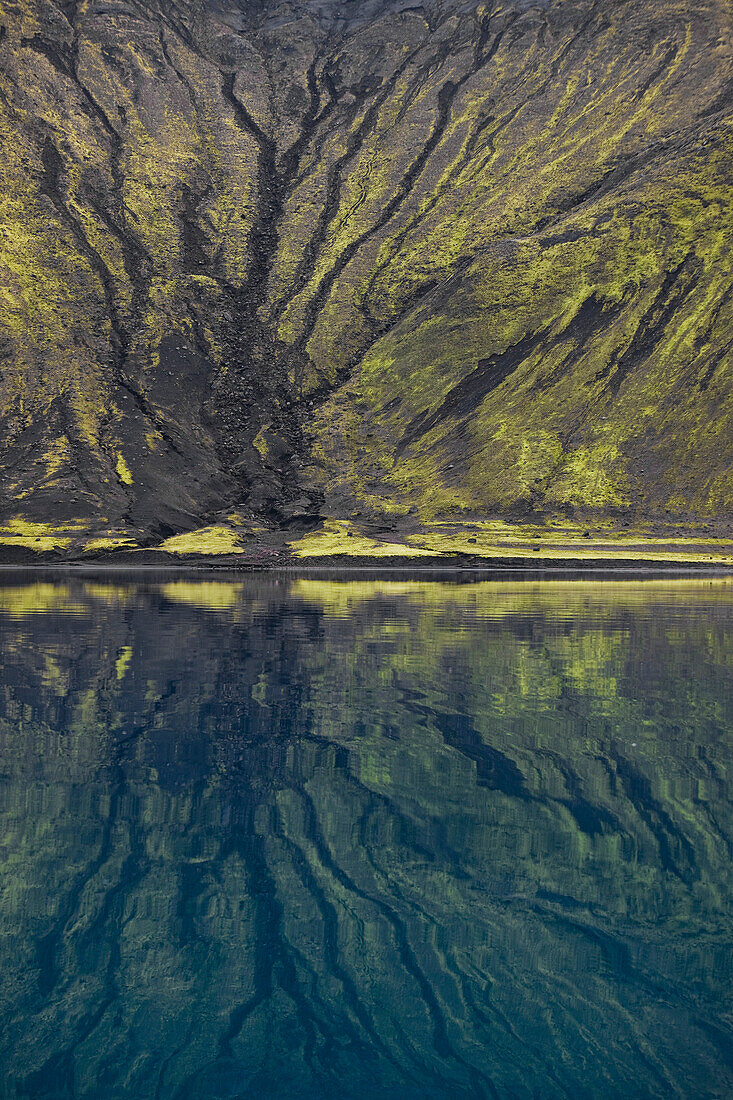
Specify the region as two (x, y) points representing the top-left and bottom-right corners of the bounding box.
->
(0, 576), (731, 1099)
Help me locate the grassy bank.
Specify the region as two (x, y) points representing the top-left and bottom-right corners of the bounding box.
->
(0, 517), (730, 571)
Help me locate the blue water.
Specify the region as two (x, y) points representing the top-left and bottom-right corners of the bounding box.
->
(0, 574), (731, 1099)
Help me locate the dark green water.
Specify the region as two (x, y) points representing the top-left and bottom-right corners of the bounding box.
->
(0, 575), (731, 1100)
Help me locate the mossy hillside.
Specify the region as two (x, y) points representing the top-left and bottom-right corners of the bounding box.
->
(83, 535), (138, 553)
(0, 0), (265, 531)
(38, 513), (726, 564)
(308, 130), (733, 520)
(289, 519), (441, 558)
(291, 0), (730, 376)
(0, 109), (115, 517)
(286, 518), (733, 565)
(0, 0), (730, 546)
(158, 524), (248, 555)
(0, 519), (80, 552)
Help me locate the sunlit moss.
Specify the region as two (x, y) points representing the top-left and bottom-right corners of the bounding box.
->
(115, 454), (133, 486)
(83, 536), (137, 553)
(289, 519), (440, 558)
(0, 518), (80, 552)
(158, 525), (246, 555)
(287, 520), (733, 564)
(252, 428), (269, 460)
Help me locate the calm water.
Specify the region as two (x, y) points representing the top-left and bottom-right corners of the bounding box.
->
(0, 575), (731, 1100)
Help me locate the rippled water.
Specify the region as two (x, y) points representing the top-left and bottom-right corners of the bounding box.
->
(0, 574), (731, 1099)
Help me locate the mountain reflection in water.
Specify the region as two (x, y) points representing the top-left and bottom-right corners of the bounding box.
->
(0, 576), (730, 1100)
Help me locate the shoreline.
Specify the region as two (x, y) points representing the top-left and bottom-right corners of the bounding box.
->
(0, 520), (731, 575)
(0, 556), (731, 578)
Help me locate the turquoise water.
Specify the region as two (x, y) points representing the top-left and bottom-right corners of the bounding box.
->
(0, 575), (731, 1099)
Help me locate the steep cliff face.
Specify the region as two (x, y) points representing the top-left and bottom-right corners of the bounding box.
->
(0, 0), (731, 546)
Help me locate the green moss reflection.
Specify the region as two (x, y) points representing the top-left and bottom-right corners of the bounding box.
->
(0, 577), (730, 1098)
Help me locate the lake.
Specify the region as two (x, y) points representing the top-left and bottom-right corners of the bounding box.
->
(0, 574), (730, 1099)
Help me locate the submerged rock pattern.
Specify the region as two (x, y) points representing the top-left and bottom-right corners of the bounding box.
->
(0, 0), (731, 541)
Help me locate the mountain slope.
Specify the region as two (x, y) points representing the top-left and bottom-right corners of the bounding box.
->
(0, 0), (731, 549)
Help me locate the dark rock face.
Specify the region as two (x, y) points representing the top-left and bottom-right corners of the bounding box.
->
(0, 0), (731, 540)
